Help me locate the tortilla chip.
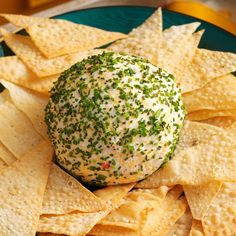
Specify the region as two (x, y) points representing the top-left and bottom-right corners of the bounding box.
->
(109, 8), (162, 65)
(166, 207), (193, 236)
(94, 186), (169, 232)
(202, 182), (236, 235)
(0, 99), (43, 159)
(0, 13), (45, 28)
(137, 121), (235, 188)
(189, 220), (204, 236)
(28, 19), (125, 58)
(0, 141), (17, 165)
(180, 49), (236, 93)
(0, 29), (105, 77)
(174, 30), (204, 83)
(183, 74), (236, 113)
(183, 182), (222, 220)
(0, 14), (125, 58)
(38, 183), (134, 235)
(0, 30), (71, 76)
(42, 164), (105, 215)
(175, 120), (223, 154)
(187, 109), (236, 121)
(0, 141), (53, 235)
(0, 56), (36, 82)
(0, 56), (59, 94)
(200, 116), (236, 128)
(136, 132), (236, 188)
(148, 187), (188, 235)
(156, 22), (200, 74)
(1, 80), (49, 139)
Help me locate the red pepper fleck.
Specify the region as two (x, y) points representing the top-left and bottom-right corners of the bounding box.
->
(102, 162), (110, 169)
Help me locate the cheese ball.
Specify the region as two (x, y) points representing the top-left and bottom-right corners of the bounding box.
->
(45, 52), (185, 186)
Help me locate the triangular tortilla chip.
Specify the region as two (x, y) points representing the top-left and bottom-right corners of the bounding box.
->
(189, 220), (204, 236)
(0, 141), (16, 165)
(0, 56), (59, 94)
(183, 74), (236, 113)
(109, 8), (162, 65)
(0, 30), (72, 77)
(180, 49), (236, 93)
(28, 19), (125, 58)
(166, 207), (193, 236)
(156, 22), (200, 74)
(0, 14), (126, 58)
(202, 182), (236, 235)
(187, 109), (236, 121)
(183, 182), (222, 220)
(174, 30), (204, 83)
(1, 80), (49, 139)
(0, 141), (53, 235)
(136, 130), (236, 188)
(38, 183), (134, 235)
(0, 29), (105, 77)
(0, 99), (43, 159)
(42, 164), (105, 215)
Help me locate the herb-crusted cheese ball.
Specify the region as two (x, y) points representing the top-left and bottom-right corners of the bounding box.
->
(45, 52), (185, 186)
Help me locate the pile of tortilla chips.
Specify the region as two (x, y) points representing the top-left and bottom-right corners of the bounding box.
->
(0, 8), (235, 235)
